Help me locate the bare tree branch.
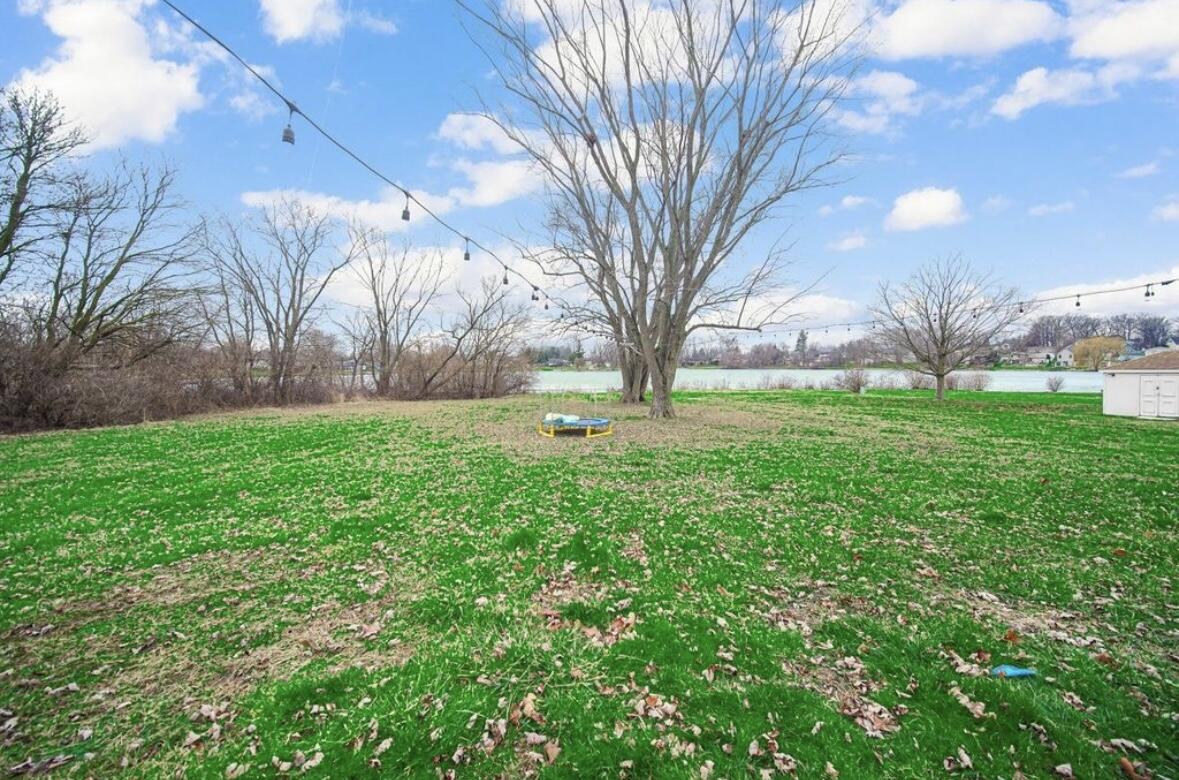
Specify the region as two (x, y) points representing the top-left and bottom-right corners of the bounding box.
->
(460, 0), (857, 416)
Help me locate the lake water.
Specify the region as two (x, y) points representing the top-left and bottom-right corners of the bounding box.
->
(531, 368), (1104, 394)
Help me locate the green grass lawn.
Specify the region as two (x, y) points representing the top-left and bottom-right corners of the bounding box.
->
(1, 391), (1176, 778)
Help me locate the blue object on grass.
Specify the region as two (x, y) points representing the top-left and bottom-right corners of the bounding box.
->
(538, 415), (614, 438)
(555, 417), (610, 429)
(991, 664), (1036, 678)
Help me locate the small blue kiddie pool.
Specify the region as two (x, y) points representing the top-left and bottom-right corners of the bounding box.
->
(537, 413), (614, 438)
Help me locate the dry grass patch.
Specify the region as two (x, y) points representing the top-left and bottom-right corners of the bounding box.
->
(1, 546), (426, 774)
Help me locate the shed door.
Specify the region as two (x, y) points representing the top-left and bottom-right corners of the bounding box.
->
(1140, 376), (1160, 418)
(1160, 376), (1179, 418)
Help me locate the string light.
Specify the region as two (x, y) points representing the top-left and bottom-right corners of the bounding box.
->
(660, 276), (1177, 349)
(158, 0), (549, 303)
(281, 102), (296, 145)
(150, 5), (1179, 331)
(463, 238), (471, 262)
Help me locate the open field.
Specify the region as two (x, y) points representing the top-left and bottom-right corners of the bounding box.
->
(1, 391), (1176, 778)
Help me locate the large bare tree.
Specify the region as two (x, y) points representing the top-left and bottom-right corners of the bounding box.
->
(1, 88), (87, 290)
(198, 247), (261, 402)
(872, 255), (1022, 400)
(206, 199), (359, 403)
(349, 234), (444, 397)
(461, 0), (855, 416)
(23, 164), (199, 371)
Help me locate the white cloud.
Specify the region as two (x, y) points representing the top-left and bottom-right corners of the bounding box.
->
(884, 187), (968, 231)
(1068, 0), (1179, 68)
(241, 186), (457, 233)
(10, 0), (203, 150)
(259, 0), (343, 43)
(436, 114), (522, 155)
(820, 194), (873, 216)
(448, 159), (542, 208)
(982, 195), (1013, 213)
(353, 10), (397, 36)
(787, 293), (867, 344)
(834, 110), (892, 134)
(991, 62), (1139, 119)
(836, 70), (923, 133)
(224, 63), (282, 121)
(1033, 264), (1179, 317)
(1028, 201), (1075, 216)
(258, 1), (398, 43)
(1117, 161), (1160, 178)
(240, 157), (539, 234)
(1153, 198), (1179, 222)
(826, 233), (868, 252)
(989, 1), (1179, 120)
(874, 0), (1063, 60)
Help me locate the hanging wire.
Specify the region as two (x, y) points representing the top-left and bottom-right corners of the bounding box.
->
(151, 5), (1179, 332)
(584, 276), (1178, 352)
(158, 0), (546, 297)
(753, 277), (1177, 338)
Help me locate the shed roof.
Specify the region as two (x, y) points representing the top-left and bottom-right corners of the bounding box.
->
(1104, 350), (1179, 372)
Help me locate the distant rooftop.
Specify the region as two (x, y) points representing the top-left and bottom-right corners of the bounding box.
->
(1105, 350), (1179, 372)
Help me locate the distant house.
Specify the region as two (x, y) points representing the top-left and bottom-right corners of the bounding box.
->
(1014, 345), (1072, 366)
(1102, 350), (1179, 419)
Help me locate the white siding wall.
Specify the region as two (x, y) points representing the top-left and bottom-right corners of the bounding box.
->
(1102, 373), (1140, 417)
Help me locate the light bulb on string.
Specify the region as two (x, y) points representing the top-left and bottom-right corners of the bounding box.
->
(281, 102), (296, 145)
(502, 268), (509, 286)
(401, 191), (411, 222)
(1075, 294), (1081, 308)
(463, 238), (471, 262)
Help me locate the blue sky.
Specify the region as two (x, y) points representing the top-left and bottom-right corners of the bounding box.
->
(3, 0), (1178, 342)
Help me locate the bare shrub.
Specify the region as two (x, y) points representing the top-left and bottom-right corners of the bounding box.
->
(956, 372), (992, 391)
(903, 370), (934, 390)
(0, 340), (211, 431)
(835, 369), (871, 394)
(757, 373), (796, 390)
(1046, 375), (1065, 393)
(389, 279), (534, 400)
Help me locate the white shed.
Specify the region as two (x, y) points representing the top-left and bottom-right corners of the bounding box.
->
(1102, 350), (1179, 419)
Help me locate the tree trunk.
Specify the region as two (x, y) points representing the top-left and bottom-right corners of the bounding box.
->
(935, 373), (946, 401)
(619, 352), (648, 404)
(648, 361), (676, 418)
